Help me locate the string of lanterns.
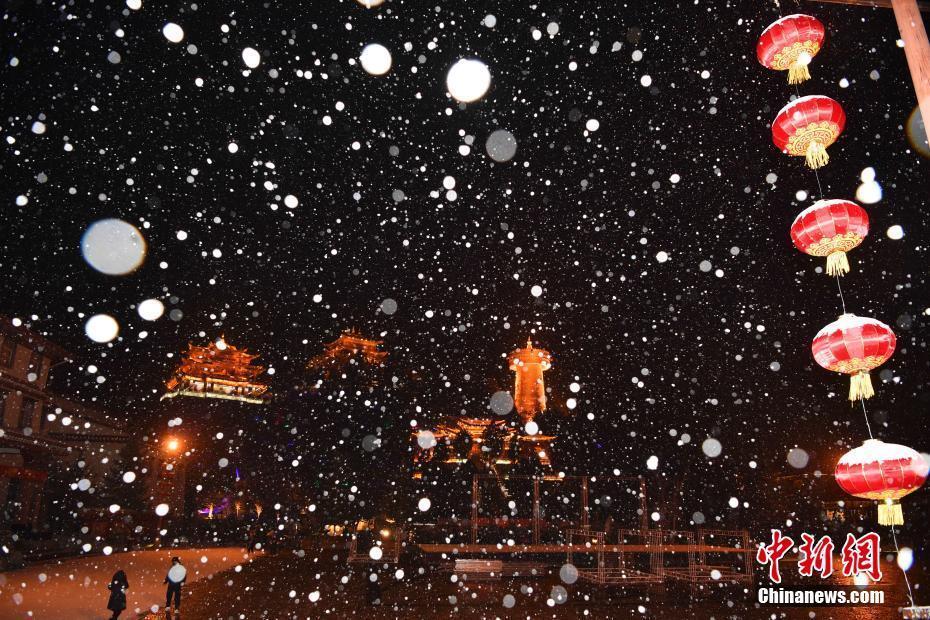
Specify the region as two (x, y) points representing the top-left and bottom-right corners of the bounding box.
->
(757, 4), (927, 604)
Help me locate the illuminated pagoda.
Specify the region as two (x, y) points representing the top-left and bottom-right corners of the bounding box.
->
(508, 339), (552, 423)
(161, 337), (270, 404)
(414, 339), (557, 470)
(306, 330), (388, 384)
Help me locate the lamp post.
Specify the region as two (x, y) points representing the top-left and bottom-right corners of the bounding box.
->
(154, 436), (184, 545)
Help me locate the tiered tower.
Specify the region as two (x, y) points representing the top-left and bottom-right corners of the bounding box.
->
(306, 330), (388, 372)
(507, 339), (552, 423)
(161, 338), (269, 404)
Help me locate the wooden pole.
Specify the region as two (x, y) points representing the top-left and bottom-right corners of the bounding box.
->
(811, 0), (930, 134)
(532, 478), (540, 545)
(471, 475), (478, 545)
(581, 477), (589, 531)
(811, 0), (930, 10)
(892, 0), (930, 137)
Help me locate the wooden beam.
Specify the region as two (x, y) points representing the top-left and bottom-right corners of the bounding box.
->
(891, 0), (930, 136)
(808, 0), (930, 11)
(419, 543), (752, 554)
(811, 0), (930, 138)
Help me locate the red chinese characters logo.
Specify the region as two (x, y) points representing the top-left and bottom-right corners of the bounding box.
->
(756, 529), (794, 583)
(840, 532), (882, 582)
(798, 533), (835, 579)
(757, 530), (883, 583)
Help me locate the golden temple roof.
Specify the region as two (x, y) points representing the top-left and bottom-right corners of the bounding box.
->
(163, 337), (269, 403)
(307, 330), (388, 370)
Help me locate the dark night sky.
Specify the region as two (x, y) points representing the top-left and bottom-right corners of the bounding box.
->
(2, 0), (929, 491)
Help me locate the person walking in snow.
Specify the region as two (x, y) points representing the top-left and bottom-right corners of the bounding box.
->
(163, 556), (187, 616)
(106, 569), (129, 619)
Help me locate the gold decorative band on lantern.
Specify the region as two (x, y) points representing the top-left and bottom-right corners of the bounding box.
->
(785, 121), (840, 169)
(786, 122), (840, 155)
(771, 40), (821, 71)
(828, 356), (886, 375)
(853, 489), (917, 501)
(877, 499), (904, 526)
(805, 232), (864, 257)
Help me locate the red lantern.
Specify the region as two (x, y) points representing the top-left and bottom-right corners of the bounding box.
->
(835, 439), (929, 525)
(772, 95), (845, 169)
(757, 14), (826, 84)
(811, 314), (895, 401)
(790, 199), (869, 276)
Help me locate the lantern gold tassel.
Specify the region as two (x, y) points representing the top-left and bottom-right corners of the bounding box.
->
(849, 371), (875, 401)
(826, 251), (850, 276)
(805, 140), (829, 169)
(788, 62), (812, 85)
(877, 500), (904, 526)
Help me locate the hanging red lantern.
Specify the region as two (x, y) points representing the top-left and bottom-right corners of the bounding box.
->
(835, 439), (929, 525)
(790, 199), (869, 276)
(757, 14), (826, 84)
(772, 95), (845, 169)
(811, 314), (895, 401)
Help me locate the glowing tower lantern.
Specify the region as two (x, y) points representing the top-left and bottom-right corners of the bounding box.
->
(508, 339), (552, 423)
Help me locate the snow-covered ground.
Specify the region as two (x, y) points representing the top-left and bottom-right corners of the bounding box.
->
(0, 547), (249, 619)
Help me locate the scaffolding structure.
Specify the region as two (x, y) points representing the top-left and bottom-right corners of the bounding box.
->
(566, 528), (665, 585)
(562, 527), (753, 590)
(662, 528), (754, 594)
(470, 474), (647, 545)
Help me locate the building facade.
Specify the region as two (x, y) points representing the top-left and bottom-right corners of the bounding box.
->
(0, 317), (127, 533)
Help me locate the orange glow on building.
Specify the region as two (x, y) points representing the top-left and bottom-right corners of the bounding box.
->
(162, 338), (269, 404)
(507, 339), (552, 423)
(421, 417), (554, 466)
(306, 330), (388, 373)
(413, 339), (560, 470)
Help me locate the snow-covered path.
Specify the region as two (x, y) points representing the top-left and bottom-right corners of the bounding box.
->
(0, 547), (249, 619)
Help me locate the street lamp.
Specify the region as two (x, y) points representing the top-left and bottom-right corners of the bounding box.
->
(154, 436), (185, 547)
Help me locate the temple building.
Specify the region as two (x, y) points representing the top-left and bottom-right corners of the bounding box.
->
(508, 339), (552, 423)
(306, 331), (388, 374)
(305, 330), (389, 391)
(162, 338), (270, 404)
(414, 339), (557, 470)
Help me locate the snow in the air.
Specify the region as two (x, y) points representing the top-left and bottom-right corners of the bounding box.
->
(360, 43), (392, 75)
(84, 314), (119, 343)
(162, 22), (184, 43)
(446, 59), (491, 102)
